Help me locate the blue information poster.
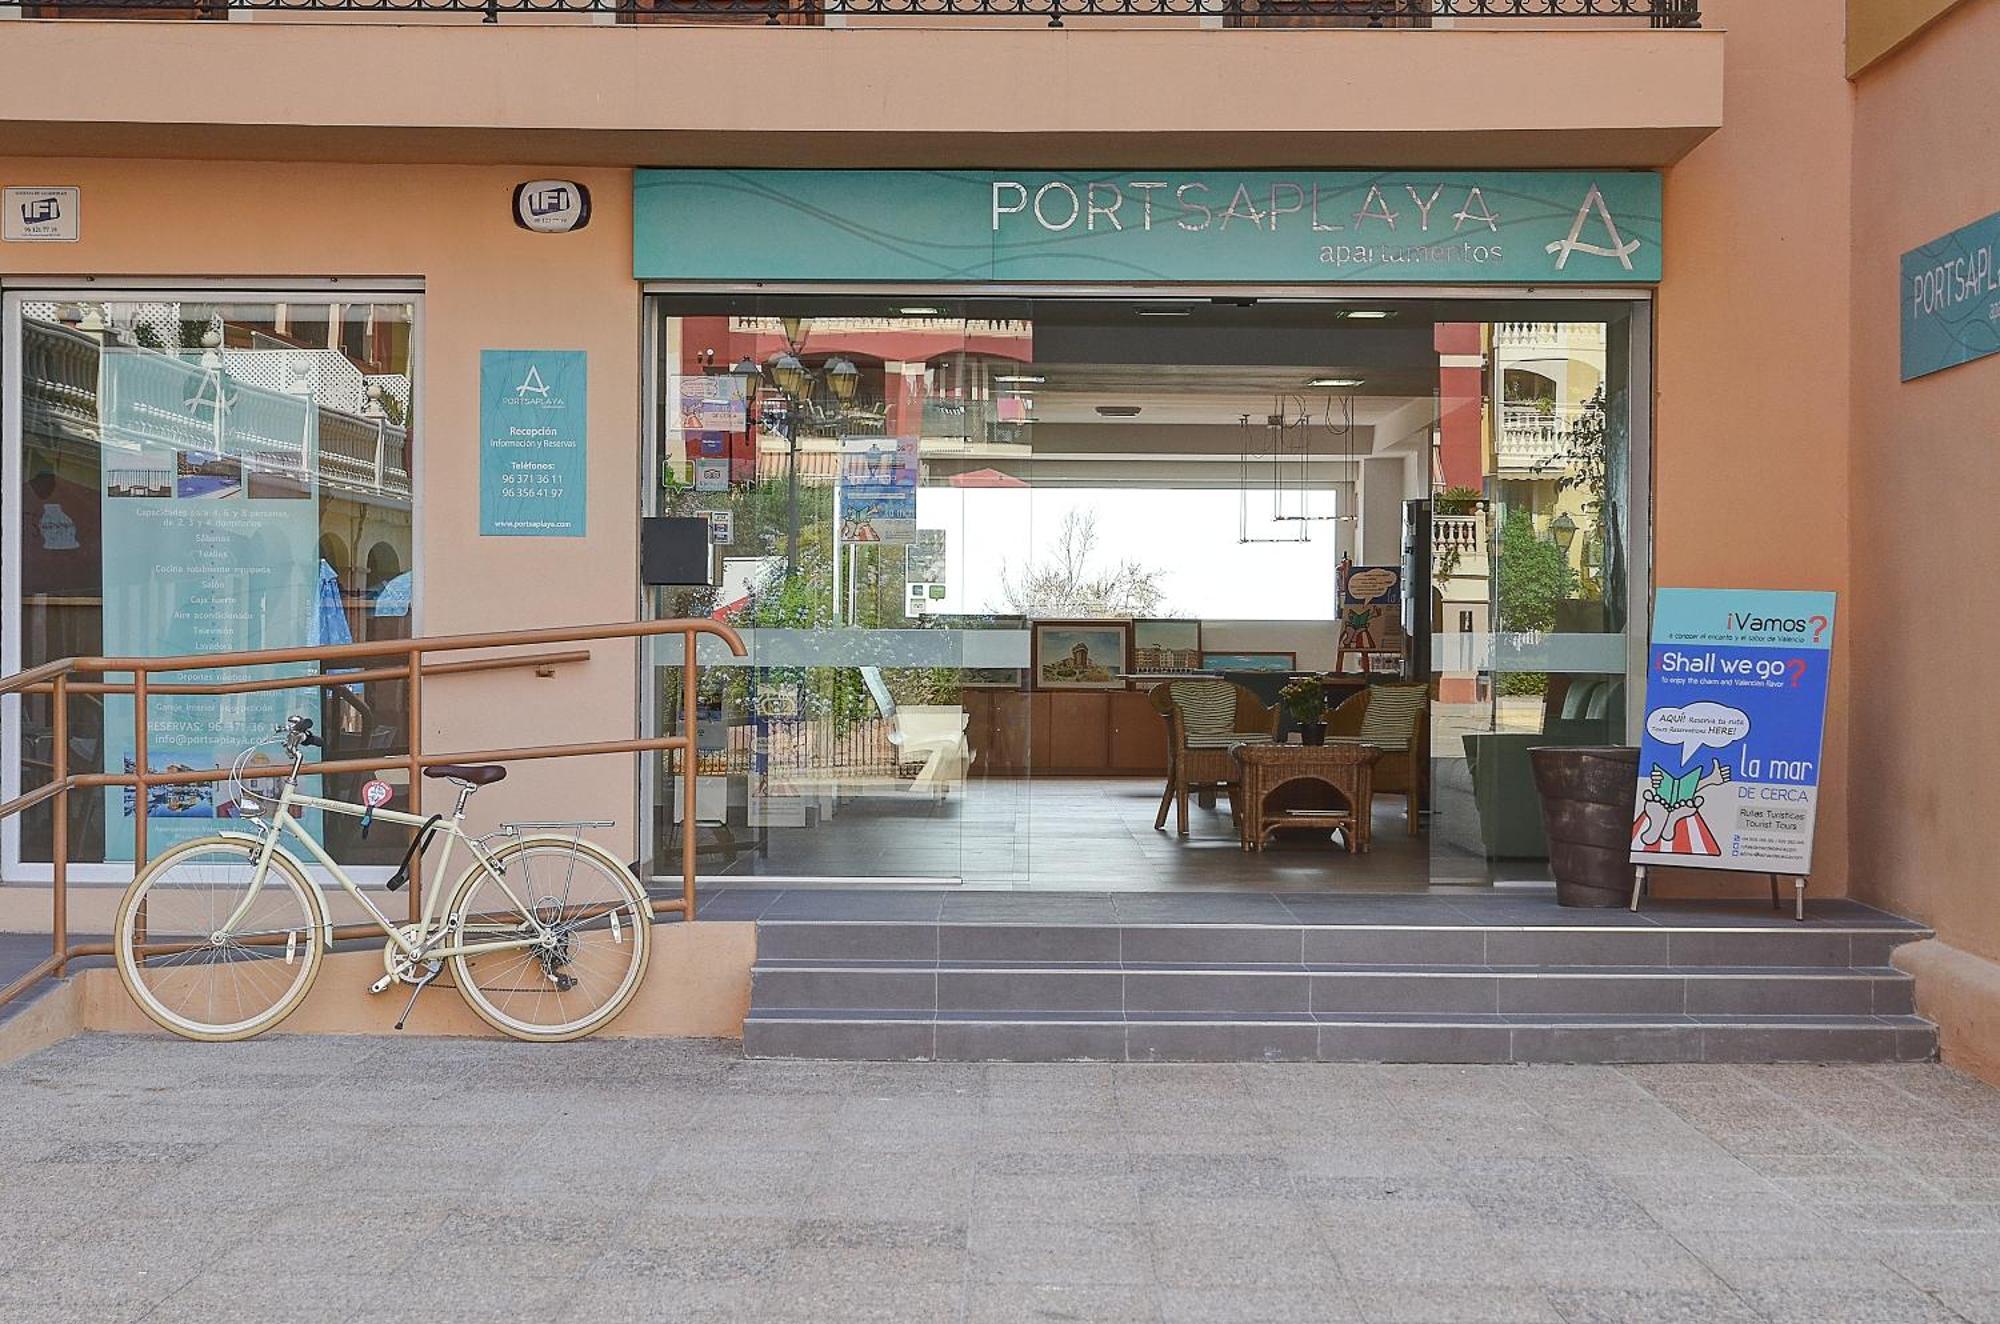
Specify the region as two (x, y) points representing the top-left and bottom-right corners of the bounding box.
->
(98, 346), (323, 862)
(1632, 588), (1836, 875)
(480, 349), (587, 537)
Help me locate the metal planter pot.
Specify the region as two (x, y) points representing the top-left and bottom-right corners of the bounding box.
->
(1529, 745), (1641, 908)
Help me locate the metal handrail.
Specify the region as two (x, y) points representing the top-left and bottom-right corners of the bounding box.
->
(18, 0), (1701, 25)
(0, 616), (746, 1012)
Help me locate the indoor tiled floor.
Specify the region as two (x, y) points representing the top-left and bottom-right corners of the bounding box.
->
(689, 775), (1527, 891)
(7, 1034), (2000, 1322)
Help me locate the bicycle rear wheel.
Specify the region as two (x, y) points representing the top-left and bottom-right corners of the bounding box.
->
(114, 836), (325, 1042)
(446, 836), (652, 1042)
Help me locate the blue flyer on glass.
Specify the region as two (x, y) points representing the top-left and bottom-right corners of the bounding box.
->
(1632, 588), (1836, 874)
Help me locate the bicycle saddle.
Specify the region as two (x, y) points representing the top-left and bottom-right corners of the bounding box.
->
(422, 763), (508, 785)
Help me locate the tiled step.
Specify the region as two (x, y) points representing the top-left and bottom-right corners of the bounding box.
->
(742, 1010), (1939, 1065)
(740, 893), (1936, 1064)
(753, 918), (1926, 968)
(751, 962), (1919, 1017)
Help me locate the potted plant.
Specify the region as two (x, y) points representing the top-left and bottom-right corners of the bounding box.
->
(1279, 676), (1328, 746)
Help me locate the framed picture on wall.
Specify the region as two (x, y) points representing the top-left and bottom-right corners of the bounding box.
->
(1132, 618), (1203, 674)
(1032, 620), (1133, 690)
(1201, 651), (1297, 673)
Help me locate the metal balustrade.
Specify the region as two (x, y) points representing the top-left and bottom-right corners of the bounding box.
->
(18, 0), (1700, 26)
(0, 616), (746, 1013)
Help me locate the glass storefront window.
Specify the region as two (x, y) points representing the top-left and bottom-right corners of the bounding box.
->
(5, 294), (418, 870)
(644, 294), (1647, 892)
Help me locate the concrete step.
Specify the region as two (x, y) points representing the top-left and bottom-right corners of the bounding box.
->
(742, 1010), (1939, 1064)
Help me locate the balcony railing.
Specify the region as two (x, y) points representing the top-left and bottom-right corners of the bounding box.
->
(19, 0), (1701, 26)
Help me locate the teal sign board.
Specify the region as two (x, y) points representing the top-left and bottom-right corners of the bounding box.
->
(480, 349), (587, 537)
(633, 170), (1663, 284)
(1902, 209), (2000, 380)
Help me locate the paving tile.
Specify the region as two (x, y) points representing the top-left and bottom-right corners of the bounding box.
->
(1126, 970), (1311, 1015)
(1162, 1285), (1363, 1322)
(1541, 1287), (1763, 1323)
(752, 966), (937, 1012)
(756, 921), (938, 962)
(938, 969), (1124, 1013)
(967, 1282), (1161, 1323)
(1318, 1020), (1514, 1064)
(1497, 973), (1686, 1015)
(1122, 925), (1305, 965)
(1304, 926), (1487, 966)
(966, 1216), (1153, 1285)
(743, 1016), (934, 1061)
(1347, 1284), (1563, 1323)
(1311, 972), (1498, 1014)
(1486, 929), (1672, 967)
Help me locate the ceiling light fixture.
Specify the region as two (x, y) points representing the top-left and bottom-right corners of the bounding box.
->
(1308, 377), (1366, 389)
(1136, 306), (1194, 317)
(1339, 310), (1395, 321)
(993, 374), (1046, 385)
(898, 305), (943, 316)
(1096, 405), (1143, 418)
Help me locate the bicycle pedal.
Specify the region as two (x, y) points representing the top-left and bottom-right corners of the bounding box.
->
(368, 973), (396, 996)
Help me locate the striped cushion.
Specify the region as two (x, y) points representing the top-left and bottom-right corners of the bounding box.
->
(1170, 681), (1237, 741)
(1358, 684), (1427, 752)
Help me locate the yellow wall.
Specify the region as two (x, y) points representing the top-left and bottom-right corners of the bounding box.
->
(1847, 0), (1975, 75)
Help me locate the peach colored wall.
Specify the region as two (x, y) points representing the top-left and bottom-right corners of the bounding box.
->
(1849, 0), (2000, 952)
(0, 23), (1722, 170)
(0, 160), (646, 858)
(1650, 0), (1856, 899)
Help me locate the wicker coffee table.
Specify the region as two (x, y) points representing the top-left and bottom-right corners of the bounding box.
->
(1232, 739), (1383, 854)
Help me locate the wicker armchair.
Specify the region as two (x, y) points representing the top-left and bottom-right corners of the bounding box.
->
(1148, 680), (1280, 837)
(1327, 682), (1431, 835)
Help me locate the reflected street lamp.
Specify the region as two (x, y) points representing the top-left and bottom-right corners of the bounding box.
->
(1550, 512), (1578, 556)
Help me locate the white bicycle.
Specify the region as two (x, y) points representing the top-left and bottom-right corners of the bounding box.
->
(113, 716), (652, 1042)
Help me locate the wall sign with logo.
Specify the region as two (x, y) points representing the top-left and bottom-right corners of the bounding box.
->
(1631, 588), (1835, 876)
(479, 350), (587, 537)
(512, 179), (592, 234)
(633, 170), (1662, 284)
(1902, 207), (2000, 380)
(3, 186), (80, 242)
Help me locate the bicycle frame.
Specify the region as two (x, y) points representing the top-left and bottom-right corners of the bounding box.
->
(218, 768), (552, 964)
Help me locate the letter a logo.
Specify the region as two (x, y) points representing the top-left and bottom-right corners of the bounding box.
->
(1546, 183), (1641, 271)
(516, 365), (552, 399)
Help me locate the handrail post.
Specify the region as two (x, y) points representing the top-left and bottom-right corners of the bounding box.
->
(132, 668), (149, 870)
(50, 671), (68, 972)
(406, 645), (423, 924)
(681, 630), (698, 921)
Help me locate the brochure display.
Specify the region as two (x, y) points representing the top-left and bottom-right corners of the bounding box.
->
(98, 346), (322, 861)
(1631, 588), (1835, 879)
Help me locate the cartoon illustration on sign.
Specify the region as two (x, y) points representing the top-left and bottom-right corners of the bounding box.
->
(1631, 699), (1750, 859)
(1633, 760), (1733, 856)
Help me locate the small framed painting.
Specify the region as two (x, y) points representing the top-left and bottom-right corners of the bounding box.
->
(1132, 619), (1204, 674)
(1032, 620), (1133, 690)
(1202, 651), (1297, 673)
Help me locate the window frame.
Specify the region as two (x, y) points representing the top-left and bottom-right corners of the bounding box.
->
(0, 282), (425, 885)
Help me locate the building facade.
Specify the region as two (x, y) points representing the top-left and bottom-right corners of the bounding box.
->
(1, 1), (1996, 1068)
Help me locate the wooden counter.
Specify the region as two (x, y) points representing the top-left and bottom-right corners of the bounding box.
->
(962, 687), (1169, 776)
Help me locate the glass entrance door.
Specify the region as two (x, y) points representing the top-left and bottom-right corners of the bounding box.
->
(1426, 312), (1646, 885)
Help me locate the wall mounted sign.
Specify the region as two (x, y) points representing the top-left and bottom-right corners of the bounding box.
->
(1902, 208), (2000, 380)
(634, 170), (1663, 284)
(479, 350), (587, 537)
(3, 186), (79, 242)
(1631, 588), (1835, 876)
(512, 179), (591, 234)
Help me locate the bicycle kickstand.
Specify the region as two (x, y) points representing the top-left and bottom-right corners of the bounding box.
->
(394, 962), (442, 1031)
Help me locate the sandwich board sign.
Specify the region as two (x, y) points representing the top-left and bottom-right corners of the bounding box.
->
(1631, 588), (1834, 876)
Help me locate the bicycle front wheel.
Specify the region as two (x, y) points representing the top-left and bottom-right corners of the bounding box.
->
(114, 836), (326, 1042)
(446, 836), (652, 1042)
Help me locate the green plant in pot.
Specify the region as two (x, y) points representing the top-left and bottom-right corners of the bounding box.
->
(1279, 676), (1329, 746)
